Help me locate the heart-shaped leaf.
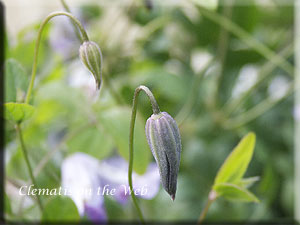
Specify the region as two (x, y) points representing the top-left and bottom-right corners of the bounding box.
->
(42, 196), (80, 222)
(5, 102), (35, 123)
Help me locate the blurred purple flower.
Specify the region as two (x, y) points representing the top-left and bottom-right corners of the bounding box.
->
(61, 153), (106, 221)
(98, 156), (160, 204)
(61, 153), (160, 222)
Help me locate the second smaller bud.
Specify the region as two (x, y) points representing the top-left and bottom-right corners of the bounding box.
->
(79, 41), (103, 90)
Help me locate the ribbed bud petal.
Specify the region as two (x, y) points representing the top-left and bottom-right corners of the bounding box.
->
(79, 41), (102, 89)
(145, 112), (181, 200)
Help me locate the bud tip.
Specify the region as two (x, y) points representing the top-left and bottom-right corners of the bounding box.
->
(171, 194), (176, 201)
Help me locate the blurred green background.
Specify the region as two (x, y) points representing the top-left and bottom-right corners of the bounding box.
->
(3, 0), (295, 222)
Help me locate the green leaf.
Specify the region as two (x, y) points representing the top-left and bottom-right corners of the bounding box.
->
(5, 58), (28, 102)
(104, 196), (126, 220)
(6, 147), (29, 180)
(6, 144), (60, 190)
(98, 106), (150, 174)
(67, 125), (114, 159)
(36, 82), (87, 116)
(214, 183), (259, 203)
(42, 196), (80, 222)
(5, 102), (35, 123)
(191, 0), (218, 10)
(33, 100), (67, 125)
(237, 176), (260, 189)
(131, 66), (190, 103)
(10, 24), (48, 69)
(5, 194), (12, 216)
(214, 132), (256, 185)
(5, 62), (16, 102)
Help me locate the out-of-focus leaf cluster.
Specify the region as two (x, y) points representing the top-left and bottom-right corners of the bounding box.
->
(4, 0), (294, 222)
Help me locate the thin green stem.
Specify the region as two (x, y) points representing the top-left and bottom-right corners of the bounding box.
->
(25, 11), (89, 104)
(223, 43), (294, 116)
(196, 5), (294, 76)
(15, 124), (43, 212)
(198, 190), (218, 224)
(128, 85), (160, 222)
(60, 0), (83, 41)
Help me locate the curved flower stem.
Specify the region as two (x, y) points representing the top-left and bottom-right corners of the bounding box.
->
(25, 11), (89, 104)
(197, 190), (218, 224)
(15, 124), (43, 212)
(60, 0), (82, 41)
(128, 85), (160, 222)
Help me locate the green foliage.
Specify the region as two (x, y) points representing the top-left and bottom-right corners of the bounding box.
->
(67, 125), (114, 159)
(214, 183), (259, 202)
(3, 1), (294, 222)
(213, 133), (259, 203)
(98, 107), (150, 174)
(214, 132), (256, 184)
(42, 196), (80, 221)
(5, 102), (35, 123)
(5, 59), (29, 102)
(5, 194), (12, 216)
(237, 176), (260, 189)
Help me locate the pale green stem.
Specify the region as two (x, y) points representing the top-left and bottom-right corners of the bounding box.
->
(198, 190), (218, 224)
(223, 84), (294, 130)
(196, 5), (294, 76)
(15, 124), (43, 212)
(60, 0), (83, 41)
(128, 85), (160, 222)
(25, 11), (89, 104)
(223, 43), (294, 116)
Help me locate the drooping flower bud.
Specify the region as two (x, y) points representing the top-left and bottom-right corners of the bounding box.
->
(145, 112), (181, 200)
(79, 41), (103, 89)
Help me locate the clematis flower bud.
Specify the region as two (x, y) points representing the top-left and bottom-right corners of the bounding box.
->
(79, 41), (103, 89)
(145, 112), (181, 200)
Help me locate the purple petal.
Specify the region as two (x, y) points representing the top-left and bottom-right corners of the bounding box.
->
(98, 156), (160, 203)
(61, 153), (104, 219)
(84, 203), (107, 222)
(133, 163), (161, 200)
